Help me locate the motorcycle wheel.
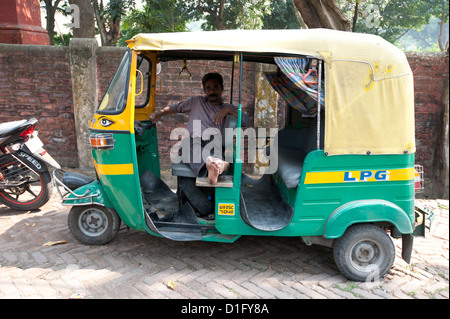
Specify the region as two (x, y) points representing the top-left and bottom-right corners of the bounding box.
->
(0, 157), (53, 211)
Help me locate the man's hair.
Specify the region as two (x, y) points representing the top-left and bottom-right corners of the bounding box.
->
(202, 72), (224, 89)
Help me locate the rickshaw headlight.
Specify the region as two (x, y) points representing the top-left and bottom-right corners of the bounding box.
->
(89, 133), (115, 150)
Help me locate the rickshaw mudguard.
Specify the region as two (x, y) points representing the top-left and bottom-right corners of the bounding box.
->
(63, 180), (114, 208)
(323, 199), (414, 239)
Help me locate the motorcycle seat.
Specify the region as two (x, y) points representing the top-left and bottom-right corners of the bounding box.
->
(0, 118), (37, 137)
(0, 120), (27, 137)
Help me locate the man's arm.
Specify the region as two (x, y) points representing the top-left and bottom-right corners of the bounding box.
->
(149, 105), (176, 122)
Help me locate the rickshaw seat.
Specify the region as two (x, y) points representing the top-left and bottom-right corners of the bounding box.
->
(171, 115), (237, 178)
(172, 162), (197, 178)
(276, 114), (324, 189)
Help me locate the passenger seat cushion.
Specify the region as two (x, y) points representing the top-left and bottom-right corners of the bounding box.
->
(171, 162), (197, 178)
(277, 146), (307, 189)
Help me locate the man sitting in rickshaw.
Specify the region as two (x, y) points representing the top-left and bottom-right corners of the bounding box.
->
(149, 72), (250, 185)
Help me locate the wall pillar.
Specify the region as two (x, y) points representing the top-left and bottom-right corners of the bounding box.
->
(253, 63), (278, 174)
(69, 38), (98, 171)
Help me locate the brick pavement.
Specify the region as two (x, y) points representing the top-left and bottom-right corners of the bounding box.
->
(0, 191), (448, 300)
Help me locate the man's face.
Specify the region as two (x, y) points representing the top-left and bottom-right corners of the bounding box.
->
(204, 79), (223, 104)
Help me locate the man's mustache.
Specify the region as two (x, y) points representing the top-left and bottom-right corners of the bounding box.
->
(208, 94), (218, 98)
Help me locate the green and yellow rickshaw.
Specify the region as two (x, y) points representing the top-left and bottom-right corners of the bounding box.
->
(54, 29), (425, 281)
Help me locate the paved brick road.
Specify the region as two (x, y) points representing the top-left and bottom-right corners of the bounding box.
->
(0, 191), (448, 300)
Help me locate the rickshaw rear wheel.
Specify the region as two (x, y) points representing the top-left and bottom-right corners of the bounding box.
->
(333, 223), (395, 282)
(68, 205), (121, 245)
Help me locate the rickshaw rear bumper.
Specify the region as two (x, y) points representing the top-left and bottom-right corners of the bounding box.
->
(52, 169), (112, 207)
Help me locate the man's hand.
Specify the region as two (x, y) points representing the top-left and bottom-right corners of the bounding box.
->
(149, 106), (175, 123)
(149, 111), (162, 123)
(213, 107), (235, 124)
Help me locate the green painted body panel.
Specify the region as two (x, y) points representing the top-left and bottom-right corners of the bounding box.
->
(92, 132), (146, 231)
(86, 128), (415, 242)
(135, 124), (160, 177)
(214, 150), (415, 238)
(323, 200), (414, 238)
(296, 151), (415, 237)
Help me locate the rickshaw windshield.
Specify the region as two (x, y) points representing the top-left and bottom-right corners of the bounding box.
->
(97, 50), (131, 114)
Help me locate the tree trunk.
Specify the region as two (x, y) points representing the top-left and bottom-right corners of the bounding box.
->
(197, 0), (227, 30)
(438, 10), (449, 52)
(43, 0), (61, 45)
(45, 5), (56, 45)
(92, 0), (110, 46)
(292, 0), (351, 31)
(68, 0), (95, 38)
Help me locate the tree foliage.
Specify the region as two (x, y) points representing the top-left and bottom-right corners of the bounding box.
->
(118, 0), (195, 46)
(340, 0), (449, 50)
(195, 0), (271, 30)
(261, 0), (302, 29)
(41, 0), (63, 45)
(92, 0), (134, 46)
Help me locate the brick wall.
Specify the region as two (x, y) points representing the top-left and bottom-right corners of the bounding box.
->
(406, 52), (449, 198)
(154, 60), (256, 171)
(0, 44), (77, 167)
(95, 47), (127, 105)
(0, 44), (448, 198)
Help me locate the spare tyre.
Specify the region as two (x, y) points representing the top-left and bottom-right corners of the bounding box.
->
(178, 176), (214, 217)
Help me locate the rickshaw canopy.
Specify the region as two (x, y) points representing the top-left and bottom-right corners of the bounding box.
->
(131, 29), (415, 156)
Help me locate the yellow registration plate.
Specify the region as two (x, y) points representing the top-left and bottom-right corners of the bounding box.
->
(218, 203), (235, 216)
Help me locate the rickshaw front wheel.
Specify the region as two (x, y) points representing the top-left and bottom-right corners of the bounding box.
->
(68, 205), (121, 245)
(333, 223), (395, 282)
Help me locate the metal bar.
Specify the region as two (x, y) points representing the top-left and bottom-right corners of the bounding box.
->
(317, 60), (323, 149)
(236, 52), (243, 163)
(230, 57), (235, 104)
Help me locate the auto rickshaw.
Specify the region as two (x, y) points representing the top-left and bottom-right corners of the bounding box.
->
(54, 29), (425, 281)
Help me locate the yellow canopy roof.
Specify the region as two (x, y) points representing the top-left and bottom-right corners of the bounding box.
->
(132, 29), (415, 155)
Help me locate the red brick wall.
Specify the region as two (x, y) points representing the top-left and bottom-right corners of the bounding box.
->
(0, 45), (77, 167)
(406, 52), (449, 198)
(154, 60), (256, 170)
(95, 47), (127, 105)
(407, 53), (448, 165)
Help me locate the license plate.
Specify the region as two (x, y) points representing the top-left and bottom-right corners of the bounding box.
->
(25, 135), (44, 154)
(218, 203), (235, 216)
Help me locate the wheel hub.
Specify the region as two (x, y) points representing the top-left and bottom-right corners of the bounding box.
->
(354, 242), (376, 263)
(79, 209), (108, 237)
(350, 239), (384, 272)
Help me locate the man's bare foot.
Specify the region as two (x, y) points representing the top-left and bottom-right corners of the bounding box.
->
(206, 156), (229, 185)
(206, 160), (220, 184)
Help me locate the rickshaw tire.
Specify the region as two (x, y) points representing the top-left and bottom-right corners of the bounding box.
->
(333, 223), (395, 282)
(68, 205), (121, 245)
(178, 177), (214, 216)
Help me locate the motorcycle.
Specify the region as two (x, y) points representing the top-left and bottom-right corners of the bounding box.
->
(0, 118), (60, 211)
